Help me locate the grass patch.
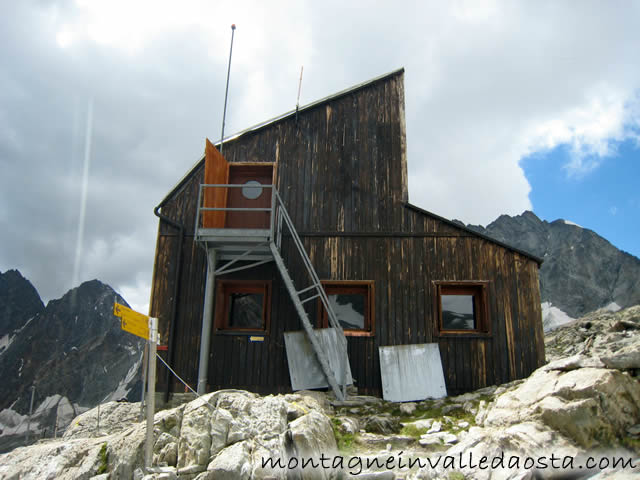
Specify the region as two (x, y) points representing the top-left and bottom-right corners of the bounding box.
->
(412, 406), (444, 420)
(97, 443), (108, 474)
(331, 418), (356, 454)
(621, 436), (640, 454)
(475, 394), (495, 404)
(443, 407), (475, 423)
(400, 424), (430, 439)
(448, 472), (466, 480)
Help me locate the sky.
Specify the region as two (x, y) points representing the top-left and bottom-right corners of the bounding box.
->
(1, 0), (638, 314)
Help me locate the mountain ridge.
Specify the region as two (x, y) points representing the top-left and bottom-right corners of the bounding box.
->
(0, 269), (44, 339)
(462, 210), (640, 318)
(0, 270), (143, 452)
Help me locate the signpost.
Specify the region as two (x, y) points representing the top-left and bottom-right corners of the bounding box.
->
(113, 303), (150, 340)
(113, 302), (157, 471)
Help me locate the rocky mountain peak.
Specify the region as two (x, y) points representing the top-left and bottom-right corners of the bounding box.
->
(0, 271), (144, 453)
(466, 212), (640, 319)
(0, 269), (44, 337)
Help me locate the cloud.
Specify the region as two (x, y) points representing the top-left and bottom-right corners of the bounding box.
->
(524, 88), (640, 177)
(1, 0), (639, 309)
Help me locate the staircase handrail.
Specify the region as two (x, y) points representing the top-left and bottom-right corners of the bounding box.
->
(272, 190), (349, 396)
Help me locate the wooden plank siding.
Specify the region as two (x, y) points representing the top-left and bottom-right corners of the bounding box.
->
(149, 69), (545, 398)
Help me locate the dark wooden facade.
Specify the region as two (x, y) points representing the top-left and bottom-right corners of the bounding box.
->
(150, 69), (545, 397)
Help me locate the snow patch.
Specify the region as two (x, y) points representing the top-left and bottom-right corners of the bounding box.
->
(0, 407), (34, 436)
(54, 397), (78, 431)
(563, 219), (583, 228)
(0, 408), (27, 431)
(16, 316), (35, 334)
(101, 350), (143, 403)
(35, 395), (62, 414)
(124, 344), (138, 356)
(542, 302), (575, 332)
(0, 395), (88, 441)
(0, 333), (14, 355)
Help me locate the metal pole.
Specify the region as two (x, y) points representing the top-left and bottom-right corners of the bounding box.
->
(197, 249), (216, 394)
(26, 385), (35, 444)
(140, 341), (148, 421)
(220, 24), (236, 154)
(145, 317), (158, 471)
(296, 65), (303, 121)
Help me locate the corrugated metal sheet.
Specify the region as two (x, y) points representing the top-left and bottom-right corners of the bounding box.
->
(379, 343), (447, 402)
(284, 329), (353, 391)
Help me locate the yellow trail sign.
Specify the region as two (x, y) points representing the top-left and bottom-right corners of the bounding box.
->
(113, 302), (149, 340)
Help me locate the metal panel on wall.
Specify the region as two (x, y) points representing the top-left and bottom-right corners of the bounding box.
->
(284, 329), (353, 391)
(379, 343), (447, 402)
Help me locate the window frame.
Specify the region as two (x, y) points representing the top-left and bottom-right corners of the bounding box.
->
(214, 279), (271, 335)
(433, 281), (490, 337)
(318, 280), (375, 337)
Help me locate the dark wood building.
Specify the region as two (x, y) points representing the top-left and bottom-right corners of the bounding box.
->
(150, 68), (545, 399)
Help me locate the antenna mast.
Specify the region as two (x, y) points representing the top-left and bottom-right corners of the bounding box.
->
(220, 24), (236, 154)
(296, 65), (304, 121)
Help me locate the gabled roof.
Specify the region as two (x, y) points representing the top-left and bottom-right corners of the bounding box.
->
(158, 68), (405, 207)
(404, 203), (544, 265)
(156, 68), (542, 267)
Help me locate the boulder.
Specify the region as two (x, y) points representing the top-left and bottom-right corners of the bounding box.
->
(202, 440), (252, 480)
(363, 415), (402, 435)
(600, 345), (640, 369)
(402, 418), (433, 431)
(250, 436), (287, 480)
(0, 390), (341, 479)
(399, 403), (417, 416)
(356, 432), (415, 449)
(63, 401), (140, 439)
(288, 410), (337, 457)
(104, 421), (147, 478)
(441, 403), (464, 415)
(209, 390), (257, 417)
(419, 431), (457, 445)
(543, 354), (605, 371)
(334, 416), (360, 435)
(482, 367), (640, 448)
(289, 390), (333, 414)
(227, 395), (289, 444)
(177, 395), (215, 469)
(426, 421), (441, 434)
(412, 422), (580, 480)
(0, 436), (107, 480)
(154, 432), (178, 467)
(209, 408), (233, 457)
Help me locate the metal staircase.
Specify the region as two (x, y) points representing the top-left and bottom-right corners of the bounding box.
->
(194, 183), (349, 400)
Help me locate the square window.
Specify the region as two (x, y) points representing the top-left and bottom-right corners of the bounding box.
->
(435, 282), (489, 335)
(227, 291), (264, 329)
(318, 281), (375, 336)
(441, 294), (475, 330)
(215, 280), (271, 334)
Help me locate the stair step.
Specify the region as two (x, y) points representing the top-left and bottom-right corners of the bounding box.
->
(300, 293), (321, 305)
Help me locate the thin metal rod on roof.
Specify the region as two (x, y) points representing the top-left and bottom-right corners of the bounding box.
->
(220, 24), (236, 154)
(295, 65), (304, 122)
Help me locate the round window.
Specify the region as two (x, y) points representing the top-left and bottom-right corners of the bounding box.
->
(242, 180), (263, 200)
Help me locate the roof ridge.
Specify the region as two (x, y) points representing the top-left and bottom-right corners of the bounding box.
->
(404, 202), (543, 265)
(217, 67), (405, 145)
(157, 68), (405, 207)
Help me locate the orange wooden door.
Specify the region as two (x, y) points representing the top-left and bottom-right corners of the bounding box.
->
(202, 139), (229, 228)
(225, 164), (273, 229)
